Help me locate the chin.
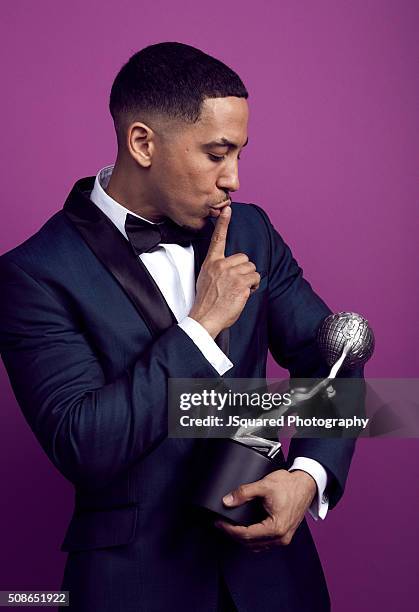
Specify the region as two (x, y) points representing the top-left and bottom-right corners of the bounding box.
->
(178, 216), (207, 232)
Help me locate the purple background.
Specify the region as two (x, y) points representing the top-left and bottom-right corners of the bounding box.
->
(1, 1), (418, 610)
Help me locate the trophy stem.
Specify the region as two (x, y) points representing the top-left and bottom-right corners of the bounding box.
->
(329, 339), (354, 379)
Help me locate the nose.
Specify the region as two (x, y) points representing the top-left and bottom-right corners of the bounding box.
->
(217, 160), (240, 193)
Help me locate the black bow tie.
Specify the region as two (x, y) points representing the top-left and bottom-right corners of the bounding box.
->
(125, 213), (207, 255)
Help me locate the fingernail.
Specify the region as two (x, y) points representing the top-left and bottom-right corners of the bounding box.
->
(223, 493), (234, 506)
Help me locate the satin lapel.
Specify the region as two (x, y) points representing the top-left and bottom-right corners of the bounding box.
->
(63, 178), (176, 337)
(192, 219), (230, 358)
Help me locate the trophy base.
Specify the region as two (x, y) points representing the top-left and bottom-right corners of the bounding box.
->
(192, 439), (284, 526)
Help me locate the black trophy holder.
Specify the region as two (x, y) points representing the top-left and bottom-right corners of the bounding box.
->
(192, 438), (284, 526)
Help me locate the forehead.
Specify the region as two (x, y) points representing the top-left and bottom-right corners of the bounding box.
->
(192, 97), (249, 143)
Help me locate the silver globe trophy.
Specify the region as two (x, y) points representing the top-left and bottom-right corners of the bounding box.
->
(318, 311), (375, 374)
(288, 312), (374, 404)
(235, 312), (375, 437)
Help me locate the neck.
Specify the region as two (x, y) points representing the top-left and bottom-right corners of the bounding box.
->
(106, 157), (164, 222)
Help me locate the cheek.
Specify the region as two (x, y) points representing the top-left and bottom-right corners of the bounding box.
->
(158, 152), (217, 199)
(185, 160), (218, 195)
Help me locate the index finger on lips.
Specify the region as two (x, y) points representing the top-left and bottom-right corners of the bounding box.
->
(206, 206), (231, 260)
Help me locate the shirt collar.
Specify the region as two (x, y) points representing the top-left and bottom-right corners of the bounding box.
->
(90, 164), (158, 240)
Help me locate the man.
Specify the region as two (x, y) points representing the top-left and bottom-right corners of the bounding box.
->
(0, 42), (357, 611)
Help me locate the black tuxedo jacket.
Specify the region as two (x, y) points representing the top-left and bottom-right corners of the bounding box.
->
(0, 177), (358, 611)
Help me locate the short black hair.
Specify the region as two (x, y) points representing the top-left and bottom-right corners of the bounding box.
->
(109, 42), (248, 136)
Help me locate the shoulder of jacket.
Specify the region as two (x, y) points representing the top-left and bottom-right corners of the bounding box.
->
(0, 211), (74, 269)
(230, 201), (272, 226)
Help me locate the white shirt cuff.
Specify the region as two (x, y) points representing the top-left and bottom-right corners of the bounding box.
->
(177, 317), (233, 376)
(289, 457), (329, 521)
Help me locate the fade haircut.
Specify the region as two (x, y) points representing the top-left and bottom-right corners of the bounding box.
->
(109, 42), (248, 141)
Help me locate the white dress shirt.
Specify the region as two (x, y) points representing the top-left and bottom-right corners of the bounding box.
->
(90, 165), (329, 520)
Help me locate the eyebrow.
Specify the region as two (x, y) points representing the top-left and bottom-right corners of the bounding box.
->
(204, 137), (249, 149)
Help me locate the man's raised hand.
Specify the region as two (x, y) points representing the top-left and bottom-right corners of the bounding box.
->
(189, 206), (260, 339)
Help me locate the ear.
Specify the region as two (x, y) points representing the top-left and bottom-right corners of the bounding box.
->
(127, 122), (155, 168)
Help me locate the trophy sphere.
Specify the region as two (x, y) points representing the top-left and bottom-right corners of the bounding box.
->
(317, 312), (375, 371)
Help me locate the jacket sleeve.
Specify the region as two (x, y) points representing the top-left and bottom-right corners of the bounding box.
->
(251, 204), (364, 509)
(0, 258), (219, 490)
